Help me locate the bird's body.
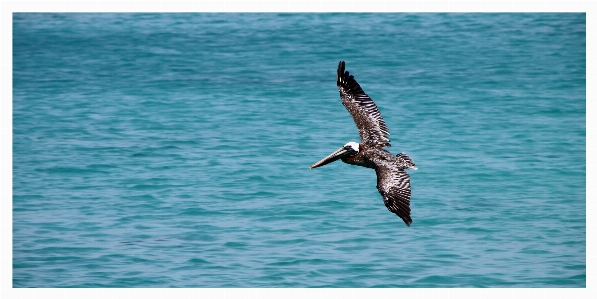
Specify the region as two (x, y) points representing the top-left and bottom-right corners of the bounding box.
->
(310, 61), (417, 226)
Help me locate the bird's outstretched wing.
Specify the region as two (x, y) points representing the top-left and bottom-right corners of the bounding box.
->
(374, 162), (412, 226)
(337, 61), (391, 148)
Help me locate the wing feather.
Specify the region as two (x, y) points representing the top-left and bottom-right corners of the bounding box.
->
(374, 162), (412, 226)
(337, 61), (391, 147)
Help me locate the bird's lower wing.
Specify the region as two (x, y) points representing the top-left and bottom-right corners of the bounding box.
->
(374, 163), (412, 226)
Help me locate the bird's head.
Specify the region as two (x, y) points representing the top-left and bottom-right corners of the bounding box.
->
(310, 142), (359, 169)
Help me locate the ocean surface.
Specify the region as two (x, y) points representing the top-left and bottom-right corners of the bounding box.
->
(12, 13), (585, 287)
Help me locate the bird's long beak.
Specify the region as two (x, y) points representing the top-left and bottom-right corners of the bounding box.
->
(310, 146), (352, 169)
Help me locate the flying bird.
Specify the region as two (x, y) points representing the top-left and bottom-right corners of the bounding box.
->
(310, 61), (417, 226)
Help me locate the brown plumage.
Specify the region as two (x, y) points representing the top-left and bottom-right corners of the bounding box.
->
(311, 61), (417, 226)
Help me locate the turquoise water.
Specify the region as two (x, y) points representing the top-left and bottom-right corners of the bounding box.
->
(13, 13), (585, 287)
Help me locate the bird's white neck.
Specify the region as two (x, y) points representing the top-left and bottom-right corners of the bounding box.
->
(344, 142), (360, 153)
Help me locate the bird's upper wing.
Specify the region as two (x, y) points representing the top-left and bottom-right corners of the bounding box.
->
(374, 162), (412, 226)
(337, 61), (391, 148)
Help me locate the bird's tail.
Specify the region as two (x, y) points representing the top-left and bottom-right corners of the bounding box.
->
(396, 153), (417, 170)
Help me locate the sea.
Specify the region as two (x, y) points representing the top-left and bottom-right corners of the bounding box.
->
(12, 13), (586, 288)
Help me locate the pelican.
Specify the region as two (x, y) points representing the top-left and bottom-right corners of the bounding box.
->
(310, 61), (417, 227)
